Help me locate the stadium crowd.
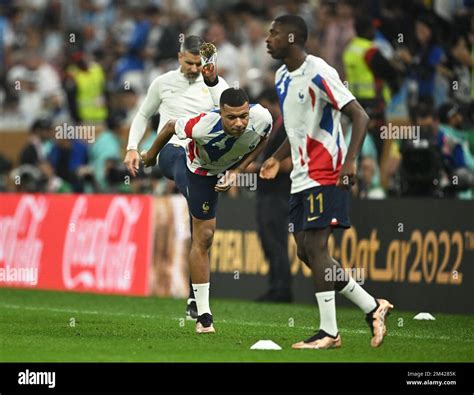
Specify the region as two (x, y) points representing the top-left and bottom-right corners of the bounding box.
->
(0, 0), (473, 198)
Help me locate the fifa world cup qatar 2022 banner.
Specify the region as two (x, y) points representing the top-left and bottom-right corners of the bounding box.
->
(0, 194), (153, 295)
(210, 196), (474, 314)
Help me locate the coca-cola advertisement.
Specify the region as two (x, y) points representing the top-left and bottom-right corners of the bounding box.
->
(0, 194), (152, 296)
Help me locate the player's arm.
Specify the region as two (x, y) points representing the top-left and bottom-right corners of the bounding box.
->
(338, 100), (370, 189)
(259, 138), (291, 179)
(237, 136), (268, 173)
(215, 136), (268, 193)
(124, 78), (162, 176)
(140, 120), (176, 167)
(200, 43), (229, 107)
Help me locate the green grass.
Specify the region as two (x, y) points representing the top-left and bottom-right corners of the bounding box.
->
(0, 288), (472, 362)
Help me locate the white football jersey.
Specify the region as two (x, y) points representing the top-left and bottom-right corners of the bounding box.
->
(174, 104), (272, 176)
(127, 69), (228, 149)
(275, 55), (355, 193)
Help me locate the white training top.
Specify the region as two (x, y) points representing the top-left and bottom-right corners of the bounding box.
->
(275, 55), (355, 193)
(174, 104), (273, 176)
(127, 68), (229, 150)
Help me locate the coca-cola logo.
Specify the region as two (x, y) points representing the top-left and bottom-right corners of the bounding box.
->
(0, 195), (47, 286)
(62, 196), (142, 291)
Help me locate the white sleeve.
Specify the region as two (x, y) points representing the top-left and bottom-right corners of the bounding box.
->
(126, 77), (163, 150)
(175, 113), (207, 140)
(253, 105), (273, 138)
(207, 76), (229, 108)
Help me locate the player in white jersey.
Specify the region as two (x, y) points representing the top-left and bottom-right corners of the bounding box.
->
(123, 36), (229, 320)
(261, 15), (393, 349)
(140, 88), (272, 333)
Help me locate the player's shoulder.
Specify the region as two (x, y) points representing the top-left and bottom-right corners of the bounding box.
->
(249, 104), (272, 135)
(190, 111), (221, 132)
(250, 103), (272, 121)
(307, 55), (339, 78)
(148, 69), (181, 89)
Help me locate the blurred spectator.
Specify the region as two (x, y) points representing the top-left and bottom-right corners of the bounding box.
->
(252, 88), (292, 303)
(89, 115), (122, 191)
(114, 5), (161, 90)
(205, 21), (240, 85)
(399, 103), (444, 196)
(47, 136), (90, 192)
(343, 14), (401, 157)
(345, 123), (384, 198)
(358, 157), (386, 199)
(64, 50), (108, 124)
(19, 118), (54, 166)
(438, 102), (474, 174)
(400, 15), (449, 109)
(446, 34), (473, 107)
(319, 0), (355, 77)
(6, 49), (64, 125)
(238, 18), (276, 99)
(0, 154), (13, 192)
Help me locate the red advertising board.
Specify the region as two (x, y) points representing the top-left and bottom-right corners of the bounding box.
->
(0, 194), (152, 296)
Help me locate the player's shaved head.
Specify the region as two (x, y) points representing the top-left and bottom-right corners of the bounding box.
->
(274, 15), (308, 47)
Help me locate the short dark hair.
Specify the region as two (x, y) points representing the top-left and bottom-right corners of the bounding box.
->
(274, 14), (308, 46)
(257, 87), (279, 104)
(220, 88), (249, 108)
(180, 35), (204, 55)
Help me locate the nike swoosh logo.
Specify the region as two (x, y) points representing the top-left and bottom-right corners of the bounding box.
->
(349, 284), (356, 292)
(307, 216), (320, 221)
(324, 298), (334, 302)
(193, 289), (198, 292)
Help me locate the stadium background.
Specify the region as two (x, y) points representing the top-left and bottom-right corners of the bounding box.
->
(0, 0), (473, 355)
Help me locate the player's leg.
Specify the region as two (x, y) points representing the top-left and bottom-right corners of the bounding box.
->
(189, 215), (216, 333)
(292, 226), (342, 349)
(327, 185), (394, 347)
(157, 144), (188, 196)
(157, 145), (199, 319)
(185, 168), (219, 334)
(186, 214), (198, 320)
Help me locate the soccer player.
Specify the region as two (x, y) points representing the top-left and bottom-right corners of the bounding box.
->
(124, 36), (228, 320)
(141, 87), (272, 333)
(261, 15), (393, 349)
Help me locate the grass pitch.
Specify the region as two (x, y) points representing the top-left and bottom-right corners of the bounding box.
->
(0, 288), (472, 362)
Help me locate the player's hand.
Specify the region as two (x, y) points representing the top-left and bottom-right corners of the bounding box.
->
(200, 42), (218, 85)
(259, 157), (280, 179)
(202, 63), (217, 84)
(337, 160), (357, 190)
(215, 169), (239, 192)
(124, 149), (141, 177)
(140, 150), (157, 168)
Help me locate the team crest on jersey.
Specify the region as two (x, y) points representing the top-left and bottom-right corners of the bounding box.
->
(202, 201), (210, 214)
(248, 143), (256, 150)
(297, 90), (305, 103)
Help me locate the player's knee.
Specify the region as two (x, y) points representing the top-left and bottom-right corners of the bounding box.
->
(195, 226), (215, 251)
